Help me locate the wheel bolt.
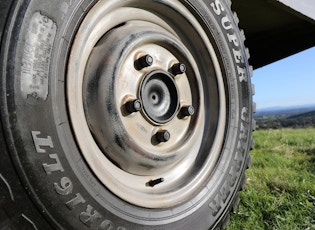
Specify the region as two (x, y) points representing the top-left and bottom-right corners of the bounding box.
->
(171, 63), (186, 75)
(155, 130), (170, 143)
(180, 105), (195, 117)
(125, 99), (142, 114)
(135, 54), (153, 70)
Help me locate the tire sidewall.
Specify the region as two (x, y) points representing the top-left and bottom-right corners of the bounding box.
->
(0, 0), (252, 229)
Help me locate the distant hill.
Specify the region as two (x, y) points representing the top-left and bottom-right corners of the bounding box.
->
(288, 110), (315, 119)
(255, 105), (315, 129)
(255, 104), (315, 118)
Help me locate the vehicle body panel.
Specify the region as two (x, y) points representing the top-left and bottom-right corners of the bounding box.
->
(232, 0), (315, 69)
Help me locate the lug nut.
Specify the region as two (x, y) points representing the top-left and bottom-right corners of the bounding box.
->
(171, 63), (186, 75)
(125, 99), (142, 113)
(135, 54), (153, 70)
(155, 130), (170, 143)
(180, 105), (195, 117)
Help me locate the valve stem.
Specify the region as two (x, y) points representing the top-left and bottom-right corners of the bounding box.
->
(146, 178), (165, 187)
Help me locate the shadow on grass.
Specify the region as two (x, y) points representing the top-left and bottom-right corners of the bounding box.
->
(303, 147), (315, 156)
(297, 147), (315, 174)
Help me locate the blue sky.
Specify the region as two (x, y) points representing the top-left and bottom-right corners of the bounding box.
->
(252, 46), (315, 109)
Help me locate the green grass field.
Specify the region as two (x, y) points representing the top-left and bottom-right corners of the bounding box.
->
(228, 128), (315, 230)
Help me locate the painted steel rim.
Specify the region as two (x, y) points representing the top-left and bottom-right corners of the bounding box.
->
(67, 0), (227, 208)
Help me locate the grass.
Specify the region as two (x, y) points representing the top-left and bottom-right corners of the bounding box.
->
(227, 128), (315, 230)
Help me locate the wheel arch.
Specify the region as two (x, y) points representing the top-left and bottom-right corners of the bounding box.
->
(232, 0), (315, 69)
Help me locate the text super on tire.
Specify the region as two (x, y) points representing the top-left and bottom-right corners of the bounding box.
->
(0, 0), (253, 229)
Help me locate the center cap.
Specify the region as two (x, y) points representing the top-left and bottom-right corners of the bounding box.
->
(140, 70), (180, 124)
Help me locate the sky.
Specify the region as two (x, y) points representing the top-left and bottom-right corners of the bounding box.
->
(252, 46), (315, 109)
(280, 0), (315, 21)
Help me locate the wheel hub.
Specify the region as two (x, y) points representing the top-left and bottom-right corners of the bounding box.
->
(83, 20), (195, 175)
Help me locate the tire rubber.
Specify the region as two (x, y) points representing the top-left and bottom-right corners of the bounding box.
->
(0, 0), (254, 229)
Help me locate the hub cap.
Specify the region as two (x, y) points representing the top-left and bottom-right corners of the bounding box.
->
(140, 70), (179, 124)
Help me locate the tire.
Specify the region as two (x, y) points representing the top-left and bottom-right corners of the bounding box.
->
(0, 0), (254, 229)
